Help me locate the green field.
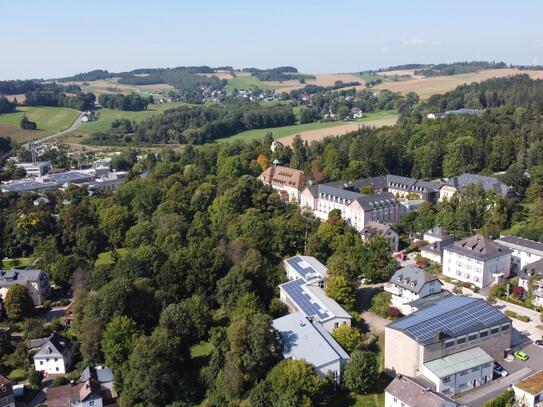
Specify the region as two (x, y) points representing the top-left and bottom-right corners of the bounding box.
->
(95, 248), (129, 267)
(225, 75), (280, 93)
(0, 106), (80, 143)
(78, 102), (191, 134)
(217, 110), (398, 142)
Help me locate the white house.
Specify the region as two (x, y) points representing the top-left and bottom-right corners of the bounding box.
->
(421, 347), (494, 396)
(513, 369), (543, 407)
(384, 266), (443, 315)
(494, 235), (543, 272)
(14, 161), (51, 177)
(442, 235), (511, 288)
(280, 255), (351, 333)
(385, 375), (461, 407)
(31, 333), (73, 375)
(420, 227), (454, 264)
(272, 312), (349, 383)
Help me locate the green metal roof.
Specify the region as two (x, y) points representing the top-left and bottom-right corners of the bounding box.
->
(424, 347), (494, 378)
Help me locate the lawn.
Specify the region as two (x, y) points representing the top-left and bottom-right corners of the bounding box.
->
(190, 341), (214, 358)
(94, 248), (129, 267)
(0, 106), (80, 143)
(2, 257), (32, 268)
(217, 110), (398, 143)
(78, 102), (191, 134)
(225, 75), (281, 93)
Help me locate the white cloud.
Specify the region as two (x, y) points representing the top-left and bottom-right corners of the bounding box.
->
(402, 36), (440, 46)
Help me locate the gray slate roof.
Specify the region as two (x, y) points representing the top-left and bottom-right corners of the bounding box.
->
(443, 173), (509, 197)
(387, 296), (510, 345)
(80, 366), (114, 384)
(495, 235), (543, 257)
(389, 266), (441, 294)
(446, 235), (511, 261)
(33, 333), (72, 358)
(0, 269), (47, 288)
(385, 375), (461, 407)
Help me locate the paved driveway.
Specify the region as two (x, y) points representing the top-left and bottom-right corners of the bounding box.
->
(456, 343), (543, 406)
(357, 284), (390, 333)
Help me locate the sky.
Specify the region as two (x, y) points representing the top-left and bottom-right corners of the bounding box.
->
(2, 0), (543, 80)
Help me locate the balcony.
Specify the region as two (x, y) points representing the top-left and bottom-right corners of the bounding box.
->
(384, 282), (401, 296)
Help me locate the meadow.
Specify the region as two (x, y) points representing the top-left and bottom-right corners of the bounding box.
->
(216, 110), (398, 143)
(225, 75), (280, 92)
(374, 68), (543, 98)
(77, 102), (191, 134)
(0, 106), (80, 143)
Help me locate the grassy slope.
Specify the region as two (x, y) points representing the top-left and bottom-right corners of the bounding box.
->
(95, 248), (129, 267)
(77, 102), (191, 134)
(0, 106), (80, 143)
(217, 110), (398, 142)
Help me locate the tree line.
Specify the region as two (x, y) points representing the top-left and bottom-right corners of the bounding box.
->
(0, 97), (16, 114)
(86, 102), (295, 145)
(0, 80), (81, 95)
(415, 61), (507, 77)
(25, 91), (96, 111)
(98, 93), (153, 111)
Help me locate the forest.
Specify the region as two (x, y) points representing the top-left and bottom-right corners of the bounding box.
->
(97, 94), (153, 111)
(24, 91), (96, 111)
(0, 80), (81, 95)
(86, 102), (296, 145)
(414, 61), (507, 77)
(0, 97), (16, 114)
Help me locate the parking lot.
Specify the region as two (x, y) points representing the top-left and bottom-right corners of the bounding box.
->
(457, 341), (543, 406)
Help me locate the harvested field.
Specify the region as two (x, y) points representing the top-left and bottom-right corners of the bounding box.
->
(376, 69), (420, 78)
(2, 94), (26, 103)
(279, 115), (398, 146)
(271, 73), (365, 93)
(74, 78), (173, 96)
(0, 123), (46, 143)
(374, 68), (543, 98)
(196, 71), (235, 80)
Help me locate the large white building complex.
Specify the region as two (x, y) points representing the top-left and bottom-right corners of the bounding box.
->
(442, 235), (511, 288)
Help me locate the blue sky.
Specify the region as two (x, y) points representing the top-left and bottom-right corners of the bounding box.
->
(2, 0), (543, 79)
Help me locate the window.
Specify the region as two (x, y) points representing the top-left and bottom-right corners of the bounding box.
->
(459, 370), (469, 376)
(393, 397), (397, 402)
(457, 336), (466, 345)
(54, 358), (58, 362)
(55, 367), (59, 372)
(468, 333), (478, 341)
(334, 322), (339, 328)
(445, 339), (455, 348)
(472, 367), (480, 372)
(490, 327), (499, 335)
(442, 376), (451, 383)
(40, 361), (44, 365)
(479, 330), (489, 338)
(502, 324), (510, 331)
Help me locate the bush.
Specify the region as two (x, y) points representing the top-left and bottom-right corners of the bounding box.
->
(452, 286), (463, 294)
(504, 310), (530, 322)
(483, 389), (514, 407)
(387, 306), (401, 318)
(369, 291), (392, 318)
(28, 369), (44, 387)
(52, 376), (69, 387)
(8, 368), (28, 383)
(512, 285), (525, 299)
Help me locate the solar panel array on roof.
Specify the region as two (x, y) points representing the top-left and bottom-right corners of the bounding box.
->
(284, 256), (324, 281)
(281, 279), (331, 321)
(388, 296), (510, 344)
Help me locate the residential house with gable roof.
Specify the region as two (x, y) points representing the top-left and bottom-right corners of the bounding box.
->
(385, 375), (461, 407)
(384, 266), (443, 315)
(0, 375), (15, 407)
(32, 332), (74, 374)
(442, 235), (511, 288)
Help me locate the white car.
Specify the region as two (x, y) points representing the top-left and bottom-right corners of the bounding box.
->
(493, 363), (508, 378)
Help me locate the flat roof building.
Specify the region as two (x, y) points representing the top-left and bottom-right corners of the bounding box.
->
(272, 311), (349, 383)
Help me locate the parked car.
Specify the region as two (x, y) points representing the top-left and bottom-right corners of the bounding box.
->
(493, 363), (508, 378)
(535, 340), (543, 348)
(514, 351), (529, 361)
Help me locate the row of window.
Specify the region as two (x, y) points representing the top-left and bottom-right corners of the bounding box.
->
(444, 324), (510, 348)
(454, 270), (481, 283)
